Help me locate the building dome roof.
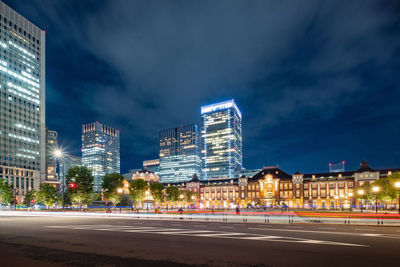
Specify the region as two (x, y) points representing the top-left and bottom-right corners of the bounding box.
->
(131, 168), (159, 182)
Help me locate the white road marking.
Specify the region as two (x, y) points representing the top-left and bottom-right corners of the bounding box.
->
(249, 227), (400, 239)
(193, 225), (207, 227)
(195, 233), (245, 237)
(44, 225), (368, 247)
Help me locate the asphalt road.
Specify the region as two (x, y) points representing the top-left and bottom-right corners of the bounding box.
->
(0, 214), (400, 266)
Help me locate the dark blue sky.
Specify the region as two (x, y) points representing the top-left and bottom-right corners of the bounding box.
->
(5, 0), (400, 174)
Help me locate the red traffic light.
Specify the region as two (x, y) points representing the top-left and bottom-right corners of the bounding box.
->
(68, 182), (77, 189)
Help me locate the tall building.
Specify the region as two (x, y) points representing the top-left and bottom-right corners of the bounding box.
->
(201, 99), (242, 180)
(59, 153), (81, 185)
(143, 159), (159, 174)
(0, 2), (45, 201)
(159, 124), (201, 183)
(82, 122), (120, 192)
(45, 128), (59, 186)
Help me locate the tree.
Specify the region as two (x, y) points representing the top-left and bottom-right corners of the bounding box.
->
(35, 183), (57, 208)
(102, 173), (124, 194)
(66, 166), (94, 207)
(150, 182), (164, 207)
(25, 189), (36, 207)
(107, 193), (122, 206)
(166, 186), (179, 205)
(183, 190), (196, 203)
(129, 179), (148, 207)
(0, 179), (13, 204)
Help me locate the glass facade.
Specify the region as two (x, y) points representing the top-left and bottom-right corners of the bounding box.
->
(0, 2), (46, 190)
(201, 99), (242, 180)
(45, 128), (57, 181)
(159, 124), (201, 183)
(59, 153), (81, 186)
(143, 158), (159, 174)
(82, 122), (120, 192)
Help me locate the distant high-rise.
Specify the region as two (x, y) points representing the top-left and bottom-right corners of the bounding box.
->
(0, 2), (45, 201)
(82, 122), (120, 192)
(143, 159), (159, 174)
(159, 124), (201, 183)
(45, 128), (59, 185)
(201, 99), (242, 180)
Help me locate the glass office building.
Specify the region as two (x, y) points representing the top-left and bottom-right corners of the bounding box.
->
(0, 2), (45, 201)
(159, 124), (201, 183)
(143, 159), (159, 174)
(45, 128), (58, 185)
(59, 153), (81, 187)
(82, 122), (120, 192)
(201, 99), (242, 180)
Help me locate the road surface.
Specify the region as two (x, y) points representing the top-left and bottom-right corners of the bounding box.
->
(0, 214), (399, 266)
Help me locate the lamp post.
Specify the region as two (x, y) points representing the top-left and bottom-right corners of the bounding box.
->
(334, 195), (339, 210)
(53, 149), (64, 210)
(348, 192), (353, 211)
(357, 189), (364, 213)
(372, 186), (380, 214)
(395, 181), (400, 214)
(145, 190), (150, 211)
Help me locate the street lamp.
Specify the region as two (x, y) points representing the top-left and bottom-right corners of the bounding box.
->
(117, 188), (123, 194)
(53, 148), (64, 210)
(357, 189), (364, 213)
(372, 186), (380, 214)
(395, 181), (400, 214)
(348, 192), (353, 211)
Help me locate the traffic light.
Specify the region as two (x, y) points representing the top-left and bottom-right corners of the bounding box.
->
(68, 182), (77, 189)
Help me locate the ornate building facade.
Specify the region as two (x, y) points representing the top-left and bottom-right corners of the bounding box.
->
(168, 161), (399, 209)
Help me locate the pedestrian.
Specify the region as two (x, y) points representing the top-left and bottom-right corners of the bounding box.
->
(236, 206), (240, 215)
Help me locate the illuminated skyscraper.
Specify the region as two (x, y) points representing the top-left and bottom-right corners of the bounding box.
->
(82, 122), (120, 192)
(45, 128), (59, 186)
(159, 124), (201, 183)
(201, 99), (242, 180)
(0, 2), (45, 201)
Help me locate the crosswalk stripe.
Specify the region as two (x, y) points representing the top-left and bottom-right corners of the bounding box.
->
(43, 225), (368, 247)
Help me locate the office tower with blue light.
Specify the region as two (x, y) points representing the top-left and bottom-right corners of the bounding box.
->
(201, 99), (242, 180)
(82, 122), (120, 192)
(0, 2), (45, 201)
(159, 124), (201, 183)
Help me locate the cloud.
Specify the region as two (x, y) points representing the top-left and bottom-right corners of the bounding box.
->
(7, 0), (400, 172)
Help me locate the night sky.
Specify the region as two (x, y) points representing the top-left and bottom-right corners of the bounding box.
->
(4, 0), (400, 174)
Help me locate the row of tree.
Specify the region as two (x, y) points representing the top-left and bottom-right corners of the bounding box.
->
(0, 166), (197, 208)
(355, 172), (400, 202)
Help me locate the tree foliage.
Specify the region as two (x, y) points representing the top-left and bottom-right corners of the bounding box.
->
(150, 182), (164, 206)
(107, 193), (122, 206)
(35, 183), (57, 208)
(166, 186), (179, 203)
(25, 189), (36, 207)
(102, 173), (124, 193)
(66, 166), (94, 206)
(0, 179), (13, 204)
(355, 172), (400, 202)
(129, 179), (148, 206)
(182, 190), (196, 202)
